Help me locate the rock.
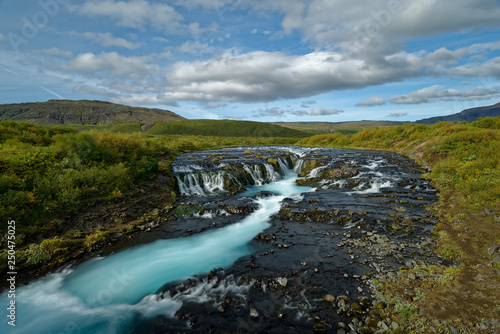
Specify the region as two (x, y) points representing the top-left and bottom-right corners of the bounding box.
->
(301, 262), (307, 266)
(249, 308), (259, 319)
(313, 324), (326, 333)
(276, 277), (288, 287)
(217, 305), (225, 313)
(487, 244), (500, 264)
(358, 296), (371, 307)
(357, 287), (364, 293)
(391, 322), (399, 330)
(324, 294), (336, 303)
(337, 329), (346, 334)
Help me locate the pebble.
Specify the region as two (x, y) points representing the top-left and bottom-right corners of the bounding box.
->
(250, 308), (259, 319)
(324, 294), (336, 302)
(277, 277), (288, 287)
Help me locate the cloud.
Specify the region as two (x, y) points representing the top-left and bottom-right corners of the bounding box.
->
(178, 41), (216, 54)
(80, 32), (142, 49)
(0, 33), (7, 41)
(223, 115), (244, 119)
(241, 0), (500, 57)
(73, 0), (185, 33)
(174, 0), (233, 10)
(300, 100), (317, 107)
(253, 107), (286, 118)
(33, 47), (73, 57)
(252, 106), (342, 118)
(389, 85), (500, 104)
(355, 96), (386, 107)
(386, 112), (408, 118)
(53, 40), (500, 106)
(311, 107), (344, 115)
(205, 102), (227, 109)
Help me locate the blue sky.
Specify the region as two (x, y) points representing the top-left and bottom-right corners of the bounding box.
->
(1, 0), (500, 122)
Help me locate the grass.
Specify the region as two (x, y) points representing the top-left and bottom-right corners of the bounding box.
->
(147, 119), (310, 138)
(297, 117), (500, 332)
(273, 120), (405, 134)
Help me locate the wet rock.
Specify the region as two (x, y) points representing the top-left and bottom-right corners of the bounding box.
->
(313, 324), (326, 333)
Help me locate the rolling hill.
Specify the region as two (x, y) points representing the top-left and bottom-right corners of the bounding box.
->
(0, 100), (185, 125)
(272, 121), (405, 134)
(415, 102), (500, 124)
(146, 120), (310, 138)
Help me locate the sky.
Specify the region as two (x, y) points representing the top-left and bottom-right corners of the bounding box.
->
(1, 0), (500, 122)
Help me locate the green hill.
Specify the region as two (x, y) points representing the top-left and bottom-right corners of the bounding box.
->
(0, 100), (185, 125)
(272, 120), (405, 134)
(146, 119), (310, 138)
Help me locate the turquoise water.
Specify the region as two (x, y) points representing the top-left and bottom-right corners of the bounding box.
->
(0, 171), (313, 334)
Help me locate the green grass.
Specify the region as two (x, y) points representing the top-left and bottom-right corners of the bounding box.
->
(147, 119), (310, 138)
(273, 120), (405, 134)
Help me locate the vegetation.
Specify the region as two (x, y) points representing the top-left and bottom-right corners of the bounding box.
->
(297, 117), (500, 332)
(147, 119), (310, 138)
(273, 120), (405, 134)
(0, 120), (301, 275)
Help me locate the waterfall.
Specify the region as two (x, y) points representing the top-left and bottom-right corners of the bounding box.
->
(176, 171), (239, 196)
(294, 159), (306, 174)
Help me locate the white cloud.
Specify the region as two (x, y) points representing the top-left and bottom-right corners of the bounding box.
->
(0, 33), (7, 41)
(174, 0), (233, 10)
(386, 112), (408, 118)
(223, 115), (244, 119)
(389, 85), (500, 104)
(242, 0), (500, 56)
(80, 32), (142, 49)
(178, 41), (216, 54)
(33, 47), (73, 57)
(52, 40), (500, 107)
(311, 108), (344, 116)
(73, 0), (185, 33)
(356, 96), (386, 107)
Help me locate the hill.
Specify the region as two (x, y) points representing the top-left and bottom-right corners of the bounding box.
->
(146, 119), (310, 138)
(272, 120), (405, 134)
(415, 102), (500, 124)
(0, 100), (185, 125)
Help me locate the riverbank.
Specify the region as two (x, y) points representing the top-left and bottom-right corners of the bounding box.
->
(297, 118), (500, 333)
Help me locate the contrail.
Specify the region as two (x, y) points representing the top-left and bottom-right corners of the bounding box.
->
(39, 85), (66, 99)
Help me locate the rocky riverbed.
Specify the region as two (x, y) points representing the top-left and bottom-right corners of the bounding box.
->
(124, 146), (446, 333)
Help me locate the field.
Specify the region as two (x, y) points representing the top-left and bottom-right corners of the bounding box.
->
(272, 120), (405, 134)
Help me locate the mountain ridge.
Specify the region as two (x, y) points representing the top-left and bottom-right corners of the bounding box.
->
(415, 102), (500, 125)
(0, 99), (185, 125)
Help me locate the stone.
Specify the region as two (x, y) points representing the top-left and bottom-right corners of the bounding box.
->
(324, 294), (336, 303)
(337, 330), (346, 334)
(250, 308), (259, 319)
(217, 305), (225, 313)
(391, 322), (399, 330)
(277, 277), (288, 287)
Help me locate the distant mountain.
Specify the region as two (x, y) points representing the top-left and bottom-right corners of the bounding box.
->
(415, 102), (500, 125)
(0, 100), (185, 125)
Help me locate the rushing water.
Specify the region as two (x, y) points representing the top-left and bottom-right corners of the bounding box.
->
(0, 166), (314, 334)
